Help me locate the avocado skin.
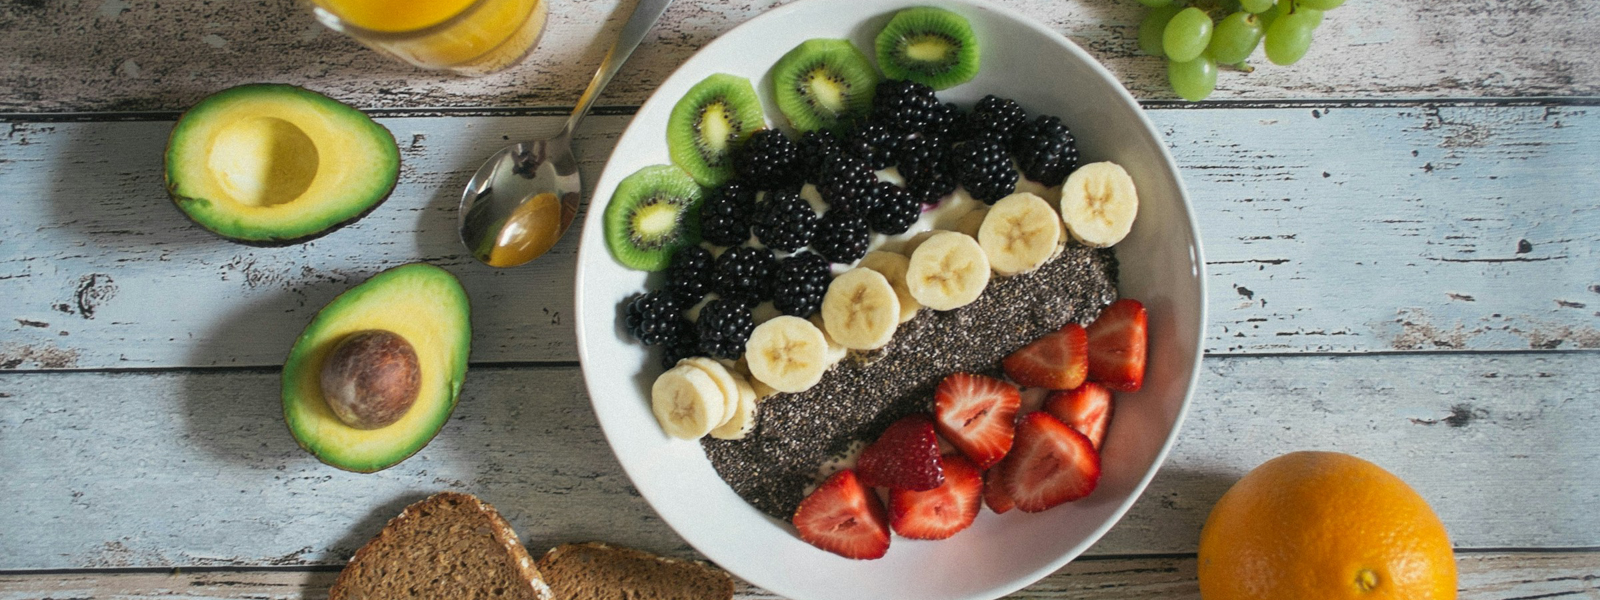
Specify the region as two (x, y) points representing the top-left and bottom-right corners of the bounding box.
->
(165, 84), (400, 246)
(281, 263), (472, 473)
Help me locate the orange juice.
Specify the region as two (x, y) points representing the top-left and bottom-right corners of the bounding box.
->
(312, 0), (548, 75)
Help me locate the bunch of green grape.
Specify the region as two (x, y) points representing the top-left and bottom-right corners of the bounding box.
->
(1136, 0), (1344, 101)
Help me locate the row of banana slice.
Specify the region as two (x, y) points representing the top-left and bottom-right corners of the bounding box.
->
(650, 161), (1139, 440)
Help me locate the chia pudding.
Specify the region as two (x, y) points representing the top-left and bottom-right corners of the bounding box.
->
(702, 243), (1118, 519)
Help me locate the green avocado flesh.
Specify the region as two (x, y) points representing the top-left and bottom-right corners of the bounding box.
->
(282, 263), (471, 473)
(165, 84), (400, 245)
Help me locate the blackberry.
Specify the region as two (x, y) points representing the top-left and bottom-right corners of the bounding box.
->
(817, 154), (879, 216)
(844, 119), (900, 170)
(665, 245), (714, 304)
(926, 102), (965, 140)
(752, 189), (818, 252)
(623, 291), (684, 346)
(1010, 115), (1079, 186)
(697, 298), (754, 360)
(772, 251), (831, 318)
(735, 129), (804, 189)
(797, 130), (843, 183)
(895, 134), (947, 181)
(811, 211), (870, 264)
(870, 79), (941, 134)
(907, 167), (958, 206)
(660, 317), (703, 369)
(966, 95), (1028, 145)
(868, 182), (919, 235)
(699, 181), (757, 247)
(712, 246), (776, 306)
(952, 138), (1018, 204)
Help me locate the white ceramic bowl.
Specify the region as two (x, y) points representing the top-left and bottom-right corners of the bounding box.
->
(573, 0), (1206, 598)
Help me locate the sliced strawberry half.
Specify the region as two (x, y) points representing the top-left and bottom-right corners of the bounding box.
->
(1086, 298), (1147, 392)
(889, 454), (982, 540)
(856, 413), (945, 491)
(982, 466), (1016, 514)
(1002, 323), (1089, 390)
(933, 373), (1021, 470)
(1000, 412), (1102, 512)
(792, 469), (891, 560)
(1043, 382), (1114, 450)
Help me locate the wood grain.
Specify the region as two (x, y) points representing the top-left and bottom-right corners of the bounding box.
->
(3, 106), (1595, 370)
(0, 353), (1594, 569)
(1, 0), (1598, 113)
(0, 551), (1596, 599)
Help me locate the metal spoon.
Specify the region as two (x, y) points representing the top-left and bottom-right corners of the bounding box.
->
(459, 0), (674, 268)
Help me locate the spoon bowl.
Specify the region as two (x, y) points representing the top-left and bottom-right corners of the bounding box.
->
(458, 0), (674, 267)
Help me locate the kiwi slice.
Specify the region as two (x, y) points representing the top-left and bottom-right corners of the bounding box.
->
(875, 7), (980, 90)
(668, 73), (765, 188)
(604, 165), (704, 271)
(771, 39), (882, 134)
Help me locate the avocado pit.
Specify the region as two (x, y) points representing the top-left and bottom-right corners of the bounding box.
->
(320, 329), (421, 430)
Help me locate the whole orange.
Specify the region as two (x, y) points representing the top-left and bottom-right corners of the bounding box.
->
(1197, 451), (1457, 600)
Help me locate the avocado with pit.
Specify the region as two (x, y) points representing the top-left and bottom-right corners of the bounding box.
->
(282, 263), (471, 473)
(165, 84), (400, 245)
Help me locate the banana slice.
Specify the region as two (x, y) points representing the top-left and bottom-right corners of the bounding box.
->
(809, 314), (851, 367)
(858, 251), (922, 323)
(745, 315), (830, 393)
(979, 192), (1062, 276)
(651, 365), (726, 439)
(710, 371), (760, 440)
(821, 268), (902, 350)
(1060, 161), (1138, 248)
(955, 206), (989, 238)
(906, 231), (991, 310)
(900, 230), (941, 256)
(680, 357), (740, 427)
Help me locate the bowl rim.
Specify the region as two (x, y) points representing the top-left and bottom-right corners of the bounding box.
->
(571, 0), (1208, 597)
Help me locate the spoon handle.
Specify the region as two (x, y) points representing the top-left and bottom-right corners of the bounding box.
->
(559, 0), (674, 140)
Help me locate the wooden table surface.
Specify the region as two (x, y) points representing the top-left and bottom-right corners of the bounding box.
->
(2, 0), (1598, 598)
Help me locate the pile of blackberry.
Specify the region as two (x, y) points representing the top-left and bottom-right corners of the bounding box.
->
(622, 79), (1082, 367)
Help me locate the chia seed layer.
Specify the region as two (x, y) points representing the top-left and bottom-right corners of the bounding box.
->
(701, 243), (1119, 519)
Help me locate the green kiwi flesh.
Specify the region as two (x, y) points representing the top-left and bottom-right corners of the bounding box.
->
(771, 39), (882, 134)
(604, 165), (704, 271)
(667, 73), (764, 188)
(875, 7), (980, 90)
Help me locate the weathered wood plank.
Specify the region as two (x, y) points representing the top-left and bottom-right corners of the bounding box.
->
(0, 353), (1594, 569)
(1, 552), (1596, 600)
(3, 106), (1596, 370)
(2, 0), (1598, 113)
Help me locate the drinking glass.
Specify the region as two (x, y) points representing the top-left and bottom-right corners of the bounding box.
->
(308, 0), (549, 76)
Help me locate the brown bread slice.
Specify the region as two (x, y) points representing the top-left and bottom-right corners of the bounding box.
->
(330, 492), (553, 600)
(536, 542), (735, 600)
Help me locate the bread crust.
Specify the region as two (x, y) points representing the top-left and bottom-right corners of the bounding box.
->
(330, 492), (553, 600)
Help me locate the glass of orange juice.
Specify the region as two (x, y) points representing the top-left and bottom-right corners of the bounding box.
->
(308, 0), (549, 76)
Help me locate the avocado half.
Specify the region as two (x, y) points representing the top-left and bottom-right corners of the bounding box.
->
(165, 84), (399, 245)
(282, 263), (471, 473)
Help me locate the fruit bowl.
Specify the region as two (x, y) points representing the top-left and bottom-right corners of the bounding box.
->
(572, 0), (1206, 598)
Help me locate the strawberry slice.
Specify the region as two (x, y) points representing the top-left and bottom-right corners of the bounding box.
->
(1002, 323), (1089, 390)
(933, 373), (1021, 470)
(856, 413), (945, 491)
(889, 454), (982, 540)
(1043, 382), (1114, 450)
(1086, 298), (1147, 392)
(982, 466), (1015, 514)
(792, 469), (891, 560)
(1000, 412), (1101, 512)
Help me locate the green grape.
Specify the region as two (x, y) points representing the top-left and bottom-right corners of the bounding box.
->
(1239, 0), (1274, 13)
(1138, 5), (1185, 57)
(1301, 7), (1324, 27)
(1258, 0), (1290, 29)
(1163, 7), (1214, 63)
(1168, 54), (1218, 101)
(1138, 0), (1174, 7)
(1208, 11), (1264, 64)
(1264, 10), (1316, 65)
(1296, 0), (1343, 9)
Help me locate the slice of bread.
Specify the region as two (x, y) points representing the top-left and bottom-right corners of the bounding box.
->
(536, 542), (734, 600)
(330, 492), (553, 600)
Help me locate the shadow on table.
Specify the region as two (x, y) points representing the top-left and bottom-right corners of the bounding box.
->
(298, 491), (433, 598)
